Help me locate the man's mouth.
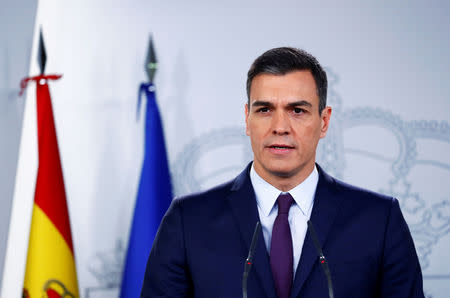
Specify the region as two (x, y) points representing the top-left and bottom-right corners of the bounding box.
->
(268, 144), (295, 149)
(266, 144), (295, 153)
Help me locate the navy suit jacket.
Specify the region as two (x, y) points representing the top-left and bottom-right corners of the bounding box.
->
(141, 163), (424, 297)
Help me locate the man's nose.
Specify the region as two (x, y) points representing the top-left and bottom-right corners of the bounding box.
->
(271, 111), (290, 135)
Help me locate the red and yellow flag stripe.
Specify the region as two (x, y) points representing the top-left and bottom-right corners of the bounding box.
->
(22, 76), (79, 298)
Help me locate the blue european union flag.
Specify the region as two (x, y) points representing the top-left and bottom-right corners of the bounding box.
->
(120, 82), (172, 298)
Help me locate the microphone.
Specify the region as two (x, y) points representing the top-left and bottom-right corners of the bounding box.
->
(242, 221), (261, 298)
(307, 220), (334, 298)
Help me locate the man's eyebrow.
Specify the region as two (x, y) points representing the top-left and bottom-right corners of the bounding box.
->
(251, 101), (274, 108)
(250, 100), (313, 109)
(287, 100), (312, 108)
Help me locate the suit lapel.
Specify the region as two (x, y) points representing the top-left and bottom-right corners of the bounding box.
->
(290, 165), (342, 298)
(227, 164), (277, 298)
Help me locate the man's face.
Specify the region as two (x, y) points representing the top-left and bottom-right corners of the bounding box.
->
(245, 70), (331, 186)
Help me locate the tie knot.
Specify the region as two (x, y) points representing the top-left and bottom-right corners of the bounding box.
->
(277, 193), (294, 214)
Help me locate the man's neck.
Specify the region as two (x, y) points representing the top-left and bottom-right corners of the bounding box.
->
(253, 162), (316, 192)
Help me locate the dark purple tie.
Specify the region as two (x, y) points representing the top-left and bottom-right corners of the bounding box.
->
(270, 193), (294, 298)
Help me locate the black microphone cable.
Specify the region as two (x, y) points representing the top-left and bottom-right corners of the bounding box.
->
(307, 220), (334, 298)
(242, 221), (261, 298)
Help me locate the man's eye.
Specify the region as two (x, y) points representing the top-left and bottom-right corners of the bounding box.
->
(293, 108), (305, 114)
(257, 107), (270, 113)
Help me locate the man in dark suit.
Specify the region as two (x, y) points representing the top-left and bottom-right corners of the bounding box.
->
(141, 47), (424, 297)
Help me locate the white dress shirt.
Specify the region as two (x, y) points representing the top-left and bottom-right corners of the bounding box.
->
(250, 164), (319, 276)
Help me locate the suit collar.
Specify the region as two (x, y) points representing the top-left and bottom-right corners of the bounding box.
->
(228, 163), (341, 298)
(228, 162), (277, 298)
(290, 163), (342, 298)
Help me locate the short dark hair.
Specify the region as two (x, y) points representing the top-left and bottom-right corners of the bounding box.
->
(246, 47), (327, 114)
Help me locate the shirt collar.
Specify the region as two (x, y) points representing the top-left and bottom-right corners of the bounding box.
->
(250, 164), (319, 217)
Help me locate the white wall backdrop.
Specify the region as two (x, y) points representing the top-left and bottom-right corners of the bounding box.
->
(2, 0), (449, 297)
(0, 0), (37, 292)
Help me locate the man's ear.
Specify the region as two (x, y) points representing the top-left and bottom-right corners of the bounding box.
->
(245, 103), (250, 136)
(320, 106), (332, 139)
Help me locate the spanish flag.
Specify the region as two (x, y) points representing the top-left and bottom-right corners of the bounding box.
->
(21, 75), (79, 298)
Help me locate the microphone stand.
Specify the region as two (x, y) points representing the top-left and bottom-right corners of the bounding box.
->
(307, 220), (334, 298)
(242, 222), (261, 298)
(242, 220), (333, 298)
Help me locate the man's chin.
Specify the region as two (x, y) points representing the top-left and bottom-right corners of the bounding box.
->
(254, 160), (309, 180)
(265, 165), (298, 178)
